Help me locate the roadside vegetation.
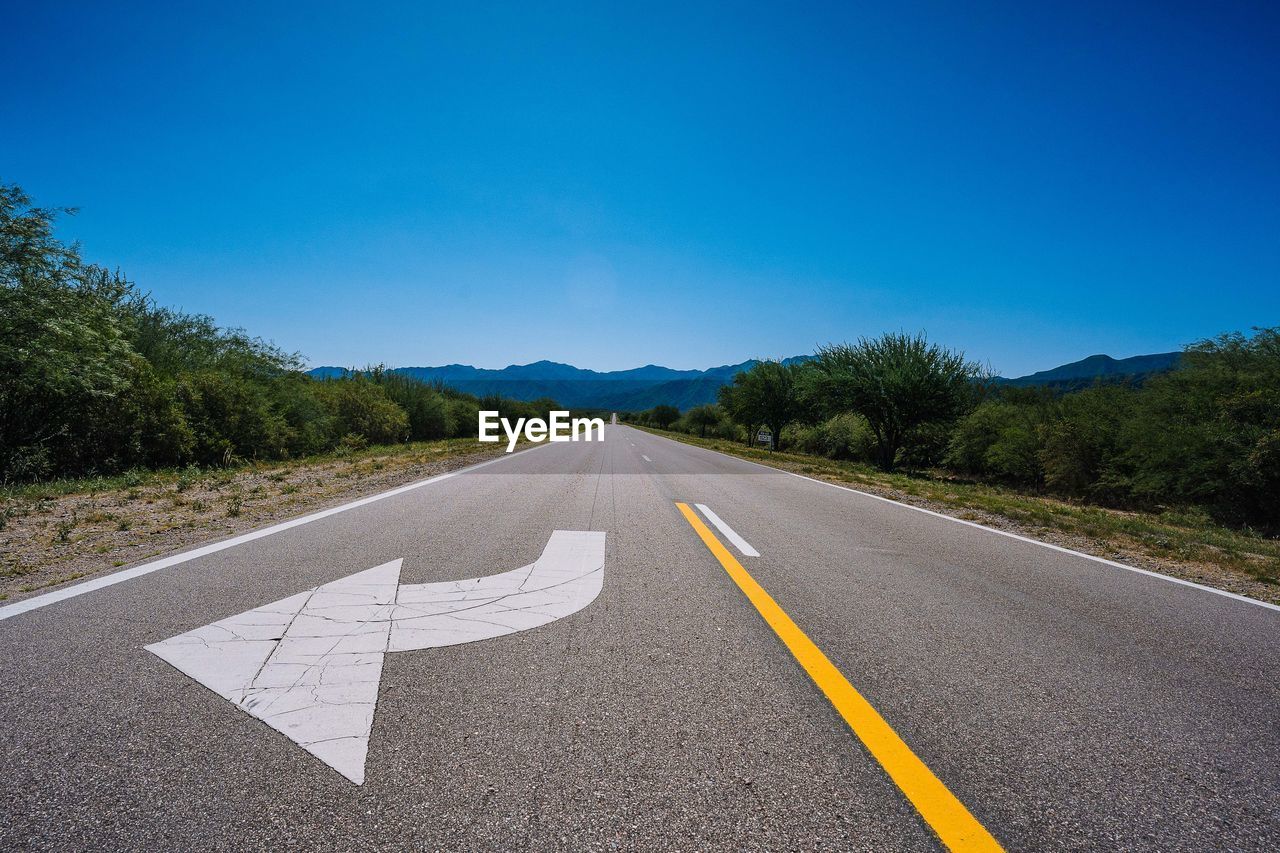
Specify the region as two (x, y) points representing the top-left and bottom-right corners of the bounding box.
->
(0, 182), (559, 484)
(0, 436), (522, 600)
(1, 180), (569, 599)
(5, 180), (1277, 602)
(637, 429), (1280, 602)
(625, 330), (1280, 596)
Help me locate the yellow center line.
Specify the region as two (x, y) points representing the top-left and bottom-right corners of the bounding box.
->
(675, 501), (1002, 852)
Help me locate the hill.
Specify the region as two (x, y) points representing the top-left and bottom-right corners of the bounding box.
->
(306, 359), (786, 410)
(308, 352), (1182, 410)
(996, 352), (1181, 391)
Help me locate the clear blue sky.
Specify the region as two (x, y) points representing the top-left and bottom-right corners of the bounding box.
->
(4, 1), (1277, 376)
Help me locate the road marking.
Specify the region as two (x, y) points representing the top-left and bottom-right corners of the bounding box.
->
(147, 530), (606, 784)
(676, 502), (1002, 852)
(0, 443), (558, 623)
(642, 455), (652, 462)
(694, 503), (759, 557)
(775, 469), (1280, 614)
(652, 432), (1280, 615)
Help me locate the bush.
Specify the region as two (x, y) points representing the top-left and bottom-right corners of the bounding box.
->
(1039, 386), (1135, 501)
(683, 404), (721, 437)
(0, 251), (166, 479)
(316, 379), (409, 447)
(897, 420), (954, 469)
(364, 368), (450, 440)
(1118, 329), (1280, 526)
(946, 401), (1046, 484)
(790, 414), (877, 461)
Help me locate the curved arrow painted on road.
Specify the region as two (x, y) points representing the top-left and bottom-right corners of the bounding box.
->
(146, 530), (606, 784)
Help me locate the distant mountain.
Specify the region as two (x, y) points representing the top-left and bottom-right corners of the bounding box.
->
(997, 352), (1182, 390)
(305, 359), (778, 409)
(307, 352), (1182, 410)
(597, 375), (733, 411)
(307, 365), (351, 380)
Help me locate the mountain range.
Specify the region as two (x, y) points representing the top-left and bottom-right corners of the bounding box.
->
(308, 352), (1181, 410)
(994, 352), (1181, 391)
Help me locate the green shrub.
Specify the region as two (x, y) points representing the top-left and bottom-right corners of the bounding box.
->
(316, 379), (409, 446)
(1040, 386), (1134, 501)
(1118, 329), (1280, 526)
(366, 368), (451, 440)
(946, 401), (1046, 484)
(790, 414), (876, 461)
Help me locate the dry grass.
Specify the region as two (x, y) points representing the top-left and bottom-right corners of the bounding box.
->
(0, 438), (518, 601)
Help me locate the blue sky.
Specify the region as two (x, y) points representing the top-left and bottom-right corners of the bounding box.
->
(4, 1), (1277, 376)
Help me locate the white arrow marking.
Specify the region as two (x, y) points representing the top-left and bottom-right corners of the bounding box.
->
(146, 530), (605, 784)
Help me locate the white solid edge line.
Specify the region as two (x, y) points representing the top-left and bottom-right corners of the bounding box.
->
(653, 431), (1280, 615)
(642, 455), (652, 462)
(780, 470), (1280, 613)
(695, 503), (760, 557)
(0, 441), (557, 622)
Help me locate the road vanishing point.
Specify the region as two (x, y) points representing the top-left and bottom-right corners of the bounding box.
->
(2, 425), (1277, 850)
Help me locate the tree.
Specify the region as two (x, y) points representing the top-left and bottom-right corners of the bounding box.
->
(945, 398), (1049, 484)
(0, 184), (186, 479)
(649, 405), (680, 429)
(0, 182), (576, 480)
(1118, 327), (1280, 527)
(719, 360), (802, 450)
(808, 333), (983, 470)
(685, 404), (720, 437)
(717, 383), (758, 445)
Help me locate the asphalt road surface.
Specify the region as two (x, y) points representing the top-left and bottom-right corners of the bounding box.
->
(2, 425), (1278, 851)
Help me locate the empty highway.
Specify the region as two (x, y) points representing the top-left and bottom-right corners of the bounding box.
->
(2, 425), (1277, 851)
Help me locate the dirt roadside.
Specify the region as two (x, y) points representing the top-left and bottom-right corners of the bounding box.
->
(0, 440), (523, 602)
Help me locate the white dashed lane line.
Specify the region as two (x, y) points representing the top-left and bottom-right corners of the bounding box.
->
(695, 503), (760, 557)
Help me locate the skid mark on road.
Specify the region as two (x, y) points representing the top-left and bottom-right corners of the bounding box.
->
(676, 501), (1002, 852)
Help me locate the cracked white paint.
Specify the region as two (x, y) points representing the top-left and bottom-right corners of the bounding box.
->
(146, 530), (605, 784)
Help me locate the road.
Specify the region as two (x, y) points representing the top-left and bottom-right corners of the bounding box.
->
(2, 424), (1278, 851)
